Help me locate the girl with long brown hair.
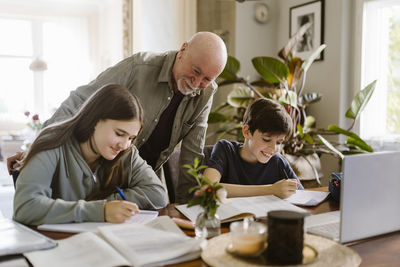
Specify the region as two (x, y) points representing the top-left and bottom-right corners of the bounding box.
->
(13, 84), (168, 225)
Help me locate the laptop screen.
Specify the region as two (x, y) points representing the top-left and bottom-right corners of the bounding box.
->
(340, 151), (400, 243)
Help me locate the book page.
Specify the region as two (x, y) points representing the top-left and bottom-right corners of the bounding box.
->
(37, 210), (158, 233)
(98, 223), (201, 267)
(176, 195), (309, 222)
(24, 232), (130, 267)
(145, 215), (184, 235)
(285, 190), (330, 206)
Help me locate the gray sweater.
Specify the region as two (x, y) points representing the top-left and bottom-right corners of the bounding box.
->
(13, 137), (168, 225)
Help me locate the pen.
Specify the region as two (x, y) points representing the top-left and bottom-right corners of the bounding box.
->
(115, 186), (127, 200)
(282, 168), (289, 179)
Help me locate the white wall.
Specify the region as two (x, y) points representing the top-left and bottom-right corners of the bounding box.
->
(132, 0), (196, 53)
(235, 0), (279, 80)
(276, 0), (356, 182)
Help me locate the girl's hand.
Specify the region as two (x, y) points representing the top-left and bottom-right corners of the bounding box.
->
(271, 179), (298, 199)
(104, 200), (139, 223)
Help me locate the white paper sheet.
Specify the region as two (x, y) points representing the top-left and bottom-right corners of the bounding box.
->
(37, 210), (158, 233)
(285, 190), (330, 206)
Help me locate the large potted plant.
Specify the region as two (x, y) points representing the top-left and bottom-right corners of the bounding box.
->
(208, 22), (376, 185)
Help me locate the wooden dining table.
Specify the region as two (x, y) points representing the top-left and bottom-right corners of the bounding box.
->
(35, 187), (400, 267)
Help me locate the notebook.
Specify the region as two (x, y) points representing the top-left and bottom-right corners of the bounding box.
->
(306, 151), (400, 243)
(0, 219), (57, 256)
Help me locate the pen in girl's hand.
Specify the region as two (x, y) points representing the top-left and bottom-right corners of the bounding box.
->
(115, 186), (127, 200)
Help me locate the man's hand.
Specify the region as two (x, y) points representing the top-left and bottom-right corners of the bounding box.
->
(104, 200), (139, 223)
(7, 152), (24, 175)
(271, 179), (299, 199)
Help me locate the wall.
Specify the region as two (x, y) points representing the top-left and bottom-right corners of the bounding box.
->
(132, 0), (196, 53)
(235, 0), (279, 80)
(276, 0), (355, 184)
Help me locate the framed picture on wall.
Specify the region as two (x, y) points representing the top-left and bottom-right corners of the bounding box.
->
(290, 0), (325, 61)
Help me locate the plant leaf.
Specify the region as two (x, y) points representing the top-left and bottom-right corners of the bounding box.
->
(208, 112), (232, 124)
(252, 57), (289, 84)
(304, 116), (316, 128)
(278, 90), (297, 108)
(346, 137), (373, 152)
(279, 22), (312, 60)
(218, 55), (240, 80)
(327, 125), (363, 141)
(304, 133), (315, 144)
(227, 86), (255, 108)
(317, 134), (344, 159)
(301, 44), (327, 73)
(297, 124), (304, 136)
(300, 92), (322, 106)
(345, 80), (377, 120)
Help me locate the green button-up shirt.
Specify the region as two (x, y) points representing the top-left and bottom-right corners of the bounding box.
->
(44, 51), (217, 203)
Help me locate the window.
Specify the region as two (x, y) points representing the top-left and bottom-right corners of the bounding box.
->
(0, 16), (91, 123)
(360, 0), (400, 149)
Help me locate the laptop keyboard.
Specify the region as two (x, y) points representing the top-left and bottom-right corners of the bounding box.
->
(307, 222), (340, 241)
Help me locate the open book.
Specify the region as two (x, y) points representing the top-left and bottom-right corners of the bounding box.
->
(37, 210), (159, 233)
(24, 216), (201, 267)
(175, 195), (310, 223)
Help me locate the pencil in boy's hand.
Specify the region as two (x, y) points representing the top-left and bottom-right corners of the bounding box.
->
(282, 168), (289, 179)
(115, 186), (127, 200)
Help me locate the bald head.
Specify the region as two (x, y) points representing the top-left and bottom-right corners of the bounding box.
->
(186, 32), (228, 71)
(172, 32), (227, 95)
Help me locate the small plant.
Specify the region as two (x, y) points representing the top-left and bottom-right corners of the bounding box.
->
(184, 157), (229, 218)
(24, 111), (42, 133)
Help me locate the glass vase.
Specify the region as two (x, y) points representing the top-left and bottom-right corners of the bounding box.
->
(195, 210), (221, 239)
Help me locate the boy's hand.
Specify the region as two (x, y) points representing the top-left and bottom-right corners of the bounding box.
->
(271, 179), (298, 199)
(104, 200), (139, 223)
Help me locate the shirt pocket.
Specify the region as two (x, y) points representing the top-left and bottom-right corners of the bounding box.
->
(180, 121), (194, 138)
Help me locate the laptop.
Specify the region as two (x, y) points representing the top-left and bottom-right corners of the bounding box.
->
(305, 151), (400, 243)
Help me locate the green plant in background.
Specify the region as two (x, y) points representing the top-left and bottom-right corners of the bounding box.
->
(208, 22), (376, 179)
(184, 158), (229, 218)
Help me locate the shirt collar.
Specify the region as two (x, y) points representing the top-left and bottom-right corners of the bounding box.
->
(158, 50), (178, 84)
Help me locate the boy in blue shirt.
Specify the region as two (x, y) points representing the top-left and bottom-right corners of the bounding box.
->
(204, 98), (303, 199)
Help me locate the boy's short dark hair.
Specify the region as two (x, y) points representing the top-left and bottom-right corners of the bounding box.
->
(243, 98), (293, 136)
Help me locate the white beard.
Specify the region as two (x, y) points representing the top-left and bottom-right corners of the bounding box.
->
(177, 77), (201, 97)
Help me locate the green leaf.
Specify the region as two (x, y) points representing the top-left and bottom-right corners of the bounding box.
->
(317, 134), (344, 159)
(301, 44), (327, 73)
(327, 125), (363, 141)
(193, 157), (199, 168)
(227, 86), (254, 108)
(346, 137), (373, 152)
(345, 80), (377, 120)
(252, 57), (289, 84)
(297, 124), (304, 136)
(304, 133), (315, 144)
(218, 55), (240, 80)
(217, 79), (243, 87)
(183, 164), (192, 169)
(208, 112), (232, 124)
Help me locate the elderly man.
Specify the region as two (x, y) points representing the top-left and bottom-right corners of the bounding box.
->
(10, 31), (227, 203)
